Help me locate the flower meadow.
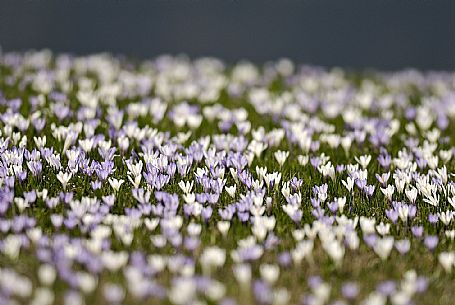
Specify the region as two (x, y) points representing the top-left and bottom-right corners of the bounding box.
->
(1, 51), (455, 305)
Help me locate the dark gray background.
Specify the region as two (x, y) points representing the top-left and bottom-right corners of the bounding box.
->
(1, 0), (455, 70)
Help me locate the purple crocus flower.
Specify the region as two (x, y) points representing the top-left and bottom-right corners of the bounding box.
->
(327, 201), (338, 213)
(341, 282), (359, 299)
(364, 234), (377, 248)
(415, 276), (429, 293)
(278, 252), (292, 267)
(385, 209), (398, 223)
(424, 235), (438, 250)
(253, 280), (272, 304)
(411, 226), (424, 238)
(395, 239), (411, 254)
(428, 214), (439, 224)
(377, 154), (391, 169)
(376, 281), (396, 296)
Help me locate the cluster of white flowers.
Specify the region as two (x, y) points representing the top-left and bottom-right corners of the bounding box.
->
(0, 50), (454, 304)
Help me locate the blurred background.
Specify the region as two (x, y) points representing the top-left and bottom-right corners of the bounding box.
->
(1, 0), (455, 70)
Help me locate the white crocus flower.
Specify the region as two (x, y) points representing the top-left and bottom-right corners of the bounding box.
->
(217, 221), (230, 237)
(274, 150), (289, 167)
(395, 178), (406, 194)
(205, 281), (226, 301)
(438, 252), (455, 272)
(359, 217), (376, 234)
(345, 231), (360, 250)
(297, 155), (309, 166)
(252, 224), (267, 241)
(260, 264), (280, 285)
(423, 190), (440, 207)
(101, 251), (129, 271)
(148, 255), (166, 272)
(273, 287), (290, 305)
(281, 182), (291, 198)
(342, 176), (355, 193)
(168, 277), (197, 305)
(313, 282), (331, 304)
(108, 178), (124, 192)
(323, 240), (345, 266)
(76, 272), (97, 294)
(376, 222), (390, 236)
(2, 235), (22, 259)
(78, 138), (94, 153)
(225, 185), (237, 198)
(355, 154), (371, 169)
(126, 160), (143, 178)
(292, 229), (305, 241)
(30, 287), (54, 305)
(380, 185), (395, 201)
(335, 197), (347, 214)
(438, 211), (453, 226)
(318, 162), (336, 181)
(14, 197), (29, 212)
(249, 140), (267, 157)
(398, 205), (409, 222)
(440, 150), (452, 163)
(374, 237), (394, 260)
(291, 240), (314, 265)
(144, 218), (159, 231)
(233, 263), (251, 285)
(200, 247), (226, 275)
(445, 230), (455, 240)
(57, 171), (72, 190)
(183, 193), (196, 204)
(405, 187), (418, 204)
(178, 180), (193, 194)
(38, 264), (56, 286)
(447, 196), (455, 209)
(256, 166), (268, 181)
(361, 292), (386, 305)
(33, 136), (46, 148)
(128, 175), (142, 188)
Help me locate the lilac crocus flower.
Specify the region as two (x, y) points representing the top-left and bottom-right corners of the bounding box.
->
(341, 282), (359, 299)
(424, 235), (438, 250)
(411, 226), (424, 238)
